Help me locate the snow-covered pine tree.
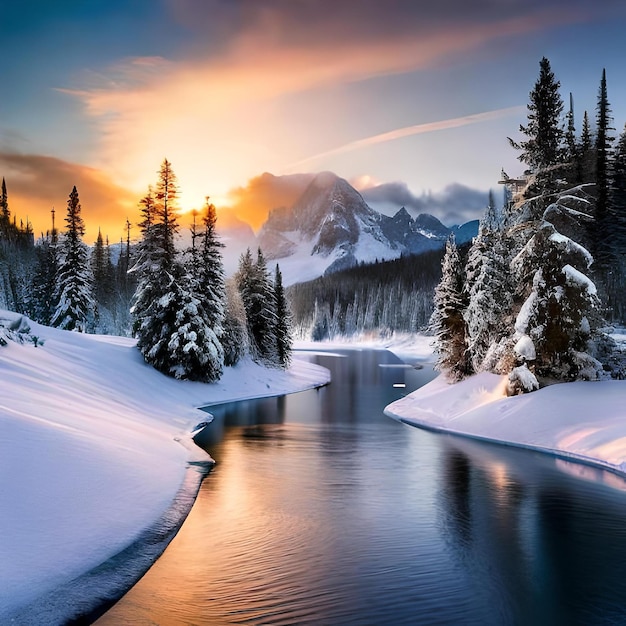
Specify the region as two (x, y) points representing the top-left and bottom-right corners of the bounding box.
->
(508, 56), (565, 205)
(153, 158), (178, 270)
(464, 192), (513, 372)
(176, 199), (225, 382)
(0, 180), (37, 313)
(50, 186), (94, 332)
(311, 298), (331, 342)
(273, 264), (292, 368)
(115, 218), (135, 315)
(236, 247), (278, 365)
(132, 164), (182, 371)
(430, 235), (471, 381)
(30, 232), (59, 324)
(130, 186), (159, 338)
(161, 263), (224, 382)
(222, 279), (248, 366)
(510, 195), (605, 388)
(91, 229), (115, 314)
(132, 161), (226, 381)
(197, 199), (226, 332)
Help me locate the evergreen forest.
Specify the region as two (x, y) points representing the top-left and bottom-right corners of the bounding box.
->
(431, 57), (626, 392)
(288, 248), (447, 339)
(3, 57), (626, 389)
(0, 159), (292, 382)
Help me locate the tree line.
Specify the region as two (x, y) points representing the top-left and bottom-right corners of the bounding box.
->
(288, 249), (445, 339)
(432, 57), (626, 393)
(0, 159), (292, 381)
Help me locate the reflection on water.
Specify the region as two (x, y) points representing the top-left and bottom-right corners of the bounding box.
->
(98, 350), (626, 626)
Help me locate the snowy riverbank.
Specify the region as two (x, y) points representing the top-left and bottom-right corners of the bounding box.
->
(0, 311), (330, 622)
(296, 331), (435, 363)
(385, 372), (626, 478)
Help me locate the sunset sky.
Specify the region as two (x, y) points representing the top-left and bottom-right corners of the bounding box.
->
(3, 0), (626, 242)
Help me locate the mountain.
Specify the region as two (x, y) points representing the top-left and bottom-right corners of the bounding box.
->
(256, 172), (478, 285)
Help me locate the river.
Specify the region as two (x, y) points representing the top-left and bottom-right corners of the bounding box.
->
(97, 349), (626, 625)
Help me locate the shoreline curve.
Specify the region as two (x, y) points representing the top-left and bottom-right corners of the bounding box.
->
(8, 458), (214, 626)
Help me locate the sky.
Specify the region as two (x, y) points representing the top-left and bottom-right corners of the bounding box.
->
(3, 0), (626, 241)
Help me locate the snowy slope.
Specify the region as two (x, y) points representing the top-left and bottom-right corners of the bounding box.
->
(385, 373), (626, 477)
(0, 311), (330, 620)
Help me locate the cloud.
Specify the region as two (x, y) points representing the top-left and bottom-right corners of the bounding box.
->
(223, 171), (491, 230)
(0, 152), (137, 243)
(286, 106), (525, 170)
(65, 1), (587, 200)
(166, 1), (598, 53)
(359, 180), (491, 225)
(223, 172), (315, 231)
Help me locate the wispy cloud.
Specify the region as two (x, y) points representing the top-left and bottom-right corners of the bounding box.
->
(65, 3), (572, 201)
(284, 106), (526, 171)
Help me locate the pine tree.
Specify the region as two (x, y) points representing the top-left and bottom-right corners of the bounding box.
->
(508, 57), (564, 203)
(611, 125), (626, 254)
(132, 161), (226, 381)
(132, 164), (185, 374)
(153, 158), (178, 271)
(115, 218), (133, 305)
(160, 264), (224, 382)
(29, 229), (59, 325)
(430, 235), (471, 381)
(578, 110), (595, 184)
(50, 186), (94, 331)
(464, 195), (512, 372)
(91, 229), (111, 307)
(593, 68), (615, 274)
(564, 93), (578, 184)
(130, 187), (159, 338)
(273, 264), (292, 368)
(222, 279), (248, 366)
(178, 198), (226, 381)
(511, 216), (604, 383)
(236, 248), (278, 365)
(0, 178), (9, 238)
(608, 125), (626, 320)
(197, 199), (226, 331)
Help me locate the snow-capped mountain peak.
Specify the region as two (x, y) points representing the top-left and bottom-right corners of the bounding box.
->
(253, 172), (478, 285)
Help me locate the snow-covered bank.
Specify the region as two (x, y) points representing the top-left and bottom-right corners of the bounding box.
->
(385, 372), (626, 476)
(296, 332), (435, 363)
(0, 311), (330, 621)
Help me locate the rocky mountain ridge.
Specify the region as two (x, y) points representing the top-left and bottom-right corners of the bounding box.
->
(253, 172), (478, 283)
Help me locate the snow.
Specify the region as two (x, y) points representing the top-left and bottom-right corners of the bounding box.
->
(562, 263), (598, 295)
(514, 289), (538, 334)
(353, 228), (402, 264)
(297, 332), (435, 363)
(269, 243), (344, 286)
(548, 231), (594, 268)
(385, 372), (626, 480)
(0, 311), (330, 620)
(514, 334), (536, 361)
(553, 194), (591, 206)
(509, 362), (539, 392)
